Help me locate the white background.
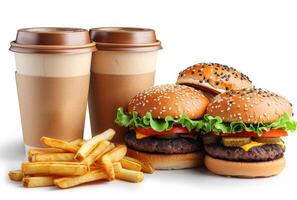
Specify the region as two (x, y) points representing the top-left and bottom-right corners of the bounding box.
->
(0, 0), (296, 199)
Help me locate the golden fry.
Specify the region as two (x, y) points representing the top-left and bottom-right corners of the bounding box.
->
(81, 141), (110, 166)
(124, 156), (155, 174)
(40, 137), (80, 153)
(75, 129), (115, 160)
(112, 162), (143, 182)
(120, 158), (142, 171)
(28, 148), (66, 161)
(22, 162), (88, 176)
(54, 169), (107, 189)
(31, 153), (75, 162)
(101, 158), (115, 181)
(8, 170), (23, 181)
(23, 176), (54, 188)
(115, 168), (144, 183)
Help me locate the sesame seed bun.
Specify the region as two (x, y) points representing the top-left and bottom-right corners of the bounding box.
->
(127, 84), (209, 119)
(204, 155), (285, 178)
(176, 63), (252, 94)
(127, 148), (204, 170)
(206, 88), (293, 124)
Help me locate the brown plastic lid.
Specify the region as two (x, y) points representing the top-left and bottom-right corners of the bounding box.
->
(89, 27), (162, 51)
(10, 27), (96, 54)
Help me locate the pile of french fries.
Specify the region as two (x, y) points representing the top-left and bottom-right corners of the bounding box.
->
(8, 129), (154, 189)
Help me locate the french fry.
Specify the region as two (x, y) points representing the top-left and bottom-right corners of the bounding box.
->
(28, 148), (66, 155)
(41, 137), (80, 153)
(115, 168), (144, 183)
(81, 141), (110, 166)
(22, 162), (88, 176)
(124, 156), (155, 174)
(101, 145), (127, 180)
(8, 170), (23, 181)
(112, 162), (143, 183)
(28, 148), (66, 161)
(120, 158), (142, 171)
(54, 169), (107, 189)
(31, 153), (75, 162)
(101, 158), (115, 181)
(23, 176), (54, 188)
(75, 129), (115, 160)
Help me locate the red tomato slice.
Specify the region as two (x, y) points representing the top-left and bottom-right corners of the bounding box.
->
(218, 129), (288, 137)
(134, 126), (189, 136)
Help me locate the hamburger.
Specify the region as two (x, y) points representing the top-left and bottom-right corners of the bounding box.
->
(176, 63), (252, 100)
(115, 84), (209, 169)
(202, 88), (297, 177)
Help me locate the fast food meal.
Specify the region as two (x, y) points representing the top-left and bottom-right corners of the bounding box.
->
(8, 57), (297, 183)
(8, 129), (154, 189)
(176, 63), (252, 100)
(202, 88), (296, 177)
(115, 84), (209, 169)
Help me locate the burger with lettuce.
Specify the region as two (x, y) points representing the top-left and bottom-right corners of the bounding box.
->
(115, 84), (209, 169)
(202, 88), (296, 177)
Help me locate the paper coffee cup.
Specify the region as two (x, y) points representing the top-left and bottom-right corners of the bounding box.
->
(89, 27), (162, 143)
(10, 27), (96, 149)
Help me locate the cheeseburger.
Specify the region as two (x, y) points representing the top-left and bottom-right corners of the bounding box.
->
(202, 88), (296, 177)
(176, 63), (252, 100)
(115, 84), (209, 169)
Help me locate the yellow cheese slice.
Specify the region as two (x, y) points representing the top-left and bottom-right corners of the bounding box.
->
(240, 140), (285, 151)
(136, 132), (150, 139)
(241, 141), (265, 151)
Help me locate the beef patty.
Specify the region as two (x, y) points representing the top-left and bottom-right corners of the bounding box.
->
(204, 143), (285, 162)
(125, 131), (201, 154)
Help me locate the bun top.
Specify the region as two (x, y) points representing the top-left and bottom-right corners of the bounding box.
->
(127, 84), (209, 119)
(176, 63), (252, 94)
(206, 88), (293, 123)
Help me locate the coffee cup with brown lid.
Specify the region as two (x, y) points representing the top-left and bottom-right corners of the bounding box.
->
(10, 27), (96, 151)
(88, 27), (162, 143)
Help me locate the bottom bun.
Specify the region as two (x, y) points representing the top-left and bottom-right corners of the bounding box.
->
(204, 155), (285, 178)
(127, 148), (204, 170)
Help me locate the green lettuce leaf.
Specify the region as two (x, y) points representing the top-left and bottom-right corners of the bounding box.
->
(115, 107), (204, 132)
(203, 113), (296, 135)
(115, 107), (297, 136)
